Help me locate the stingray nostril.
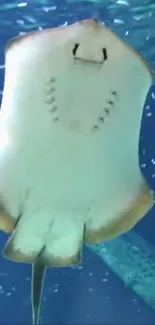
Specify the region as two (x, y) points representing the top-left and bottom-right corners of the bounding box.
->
(102, 48), (107, 61)
(72, 43), (80, 57)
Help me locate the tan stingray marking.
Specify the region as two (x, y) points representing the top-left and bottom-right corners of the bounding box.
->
(3, 243), (81, 266)
(5, 20), (153, 78)
(41, 252), (81, 267)
(84, 183), (154, 244)
(0, 184), (154, 260)
(3, 244), (37, 263)
(2, 218), (82, 266)
(0, 210), (16, 233)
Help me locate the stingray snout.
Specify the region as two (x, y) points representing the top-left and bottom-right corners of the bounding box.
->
(79, 19), (102, 30)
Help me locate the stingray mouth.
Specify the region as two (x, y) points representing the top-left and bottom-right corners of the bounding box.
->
(72, 43), (108, 65)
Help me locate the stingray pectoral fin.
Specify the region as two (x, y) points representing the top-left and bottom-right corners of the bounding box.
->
(85, 183), (154, 244)
(0, 210), (16, 233)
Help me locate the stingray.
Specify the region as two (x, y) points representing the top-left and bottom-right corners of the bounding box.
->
(0, 19), (154, 324)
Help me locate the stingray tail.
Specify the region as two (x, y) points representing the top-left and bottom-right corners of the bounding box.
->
(31, 259), (47, 325)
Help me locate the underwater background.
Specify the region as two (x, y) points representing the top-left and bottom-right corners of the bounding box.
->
(0, 0), (155, 324)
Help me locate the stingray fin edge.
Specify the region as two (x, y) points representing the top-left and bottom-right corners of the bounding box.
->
(0, 210), (16, 233)
(3, 234), (37, 264)
(40, 248), (82, 267)
(84, 183), (154, 244)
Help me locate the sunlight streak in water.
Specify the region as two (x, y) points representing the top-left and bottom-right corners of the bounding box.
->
(88, 230), (155, 310)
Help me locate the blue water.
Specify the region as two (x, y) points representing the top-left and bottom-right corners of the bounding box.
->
(0, 0), (155, 324)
